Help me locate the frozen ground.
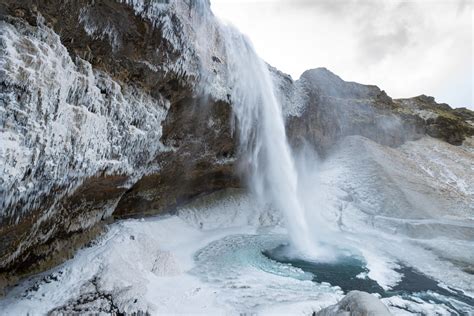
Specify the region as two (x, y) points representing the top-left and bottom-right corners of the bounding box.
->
(1, 136), (473, 315)
(0, 215), (344, 315)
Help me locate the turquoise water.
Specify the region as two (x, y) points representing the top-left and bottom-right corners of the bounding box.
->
(264, 244), (474, 314)
(191, 234), (473, 314)
(263, 244), (384, 294)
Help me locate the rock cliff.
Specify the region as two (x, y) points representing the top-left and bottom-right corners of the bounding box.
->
(276, 67), (473, 155)
(0, 0), (472, 289)
(0, 0), (239, 287)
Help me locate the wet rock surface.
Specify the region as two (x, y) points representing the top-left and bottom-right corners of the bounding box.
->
(1, 0), (473, 291)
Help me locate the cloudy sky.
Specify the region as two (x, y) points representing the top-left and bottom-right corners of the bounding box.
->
(211, 0), (473, 109)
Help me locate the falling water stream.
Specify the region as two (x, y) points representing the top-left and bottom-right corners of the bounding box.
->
(219, 26), (321, 258)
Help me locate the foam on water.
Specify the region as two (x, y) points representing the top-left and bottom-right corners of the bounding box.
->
(191, 233), (341, 313)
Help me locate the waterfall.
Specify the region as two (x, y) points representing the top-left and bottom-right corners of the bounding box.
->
(188, 0), (327, 258)
(218, 25), (321, 258)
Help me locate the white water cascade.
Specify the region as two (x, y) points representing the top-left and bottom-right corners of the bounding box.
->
(188, 1), (326, 258)
(218, 25), (321, 258)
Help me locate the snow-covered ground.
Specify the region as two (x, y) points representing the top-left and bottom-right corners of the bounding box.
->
(1, 136), (473, 315)
(0, 211), (343, 315)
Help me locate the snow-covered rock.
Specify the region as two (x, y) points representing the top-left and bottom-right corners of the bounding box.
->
(316, 291), (391, 316)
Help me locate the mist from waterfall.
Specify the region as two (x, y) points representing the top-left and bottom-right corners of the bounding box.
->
(217, 25), (327, 259)
(186, 0), (335, 260)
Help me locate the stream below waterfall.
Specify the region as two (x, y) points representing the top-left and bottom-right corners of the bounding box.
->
(192, 233), (474, 315)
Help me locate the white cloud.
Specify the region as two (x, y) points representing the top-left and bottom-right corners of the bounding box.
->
(211, 0), (473, 109)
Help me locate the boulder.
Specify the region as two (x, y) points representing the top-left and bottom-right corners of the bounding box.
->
(316, 291), (391, 316)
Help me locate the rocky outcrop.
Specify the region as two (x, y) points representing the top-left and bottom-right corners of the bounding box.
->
(278, 68), (474, 155)
(282, 68), (423, 154)
(394, 95), (474, 145)
(1, 0), (473, 290)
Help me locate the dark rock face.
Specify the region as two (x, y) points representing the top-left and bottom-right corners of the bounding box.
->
(280, 68), (473, 155)
(285, 68), (421, 154)
(114, 97), (239, 218)
(0, 0), (472, 291)
(394, 95), (474, 146)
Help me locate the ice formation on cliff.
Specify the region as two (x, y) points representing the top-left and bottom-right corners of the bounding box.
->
(0, 18), (169, 221)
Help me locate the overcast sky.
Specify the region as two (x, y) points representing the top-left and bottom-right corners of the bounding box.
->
(211, 0), (473, 109)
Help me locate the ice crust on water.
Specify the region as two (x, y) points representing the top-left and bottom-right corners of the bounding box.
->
(0, 212), (341, 315)
(382, 295), (473, 316)
(191, 233), (343, 313)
